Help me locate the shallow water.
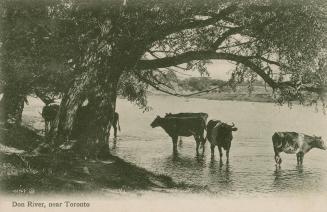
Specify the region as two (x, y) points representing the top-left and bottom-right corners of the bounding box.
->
(23, 95), (327, 197)
(111, 95), (327, 197)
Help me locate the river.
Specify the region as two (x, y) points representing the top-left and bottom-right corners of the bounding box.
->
(23, 95), (327, 197)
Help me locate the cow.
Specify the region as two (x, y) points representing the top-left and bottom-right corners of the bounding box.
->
(150, 116), (206, 154)
(272, 132), (327, 166)
(41, 103), (59, 134)
(206, 119), (238, 161)
(72, 106), (121, 139)
(112, 112), (121, 138)
(42, 103), (120, 139)
(165, 112), (208, 143)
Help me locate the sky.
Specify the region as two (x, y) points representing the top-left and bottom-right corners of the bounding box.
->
(175, 60), (236, 80)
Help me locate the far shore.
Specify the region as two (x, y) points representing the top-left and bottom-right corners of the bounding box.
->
(147, 87), (274, 103)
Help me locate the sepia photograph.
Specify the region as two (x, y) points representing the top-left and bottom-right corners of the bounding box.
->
(0, 0), (326, 211)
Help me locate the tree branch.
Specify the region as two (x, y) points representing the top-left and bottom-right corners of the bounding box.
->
(211, 26), (244, 50)
(134, 71), (231, 97)
(136, 51), (278, 88)
(150, 5), (238, 42)
(137, 50), (326, 95)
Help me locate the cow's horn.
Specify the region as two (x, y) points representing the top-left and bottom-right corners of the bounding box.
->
(231, 122), (235, 127)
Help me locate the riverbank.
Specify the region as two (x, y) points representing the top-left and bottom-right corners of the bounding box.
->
(191, 91), (273, 103)
(0, 124), (191, 195)
(149, 85), (274, 103)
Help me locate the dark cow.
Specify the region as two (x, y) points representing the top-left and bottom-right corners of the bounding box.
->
(206, 119), (238, 161)
(72, 106), (120, 139)
(41, 103), (59, 134)
(150, 116), (206, 154)
(272, 132), (327, 166)
(42, 103), (120, 139)
(165, 112), (208, 143)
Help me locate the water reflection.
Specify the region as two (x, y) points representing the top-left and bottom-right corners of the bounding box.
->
(166, 153), (207, 169)
(207, 159), (234, 192)
(272, 165), (324, 193)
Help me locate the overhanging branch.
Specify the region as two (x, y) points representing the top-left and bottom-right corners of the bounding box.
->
(136, 51), (278, 89)
(211, 26), (244, 50)
(134, 71), (231, 97)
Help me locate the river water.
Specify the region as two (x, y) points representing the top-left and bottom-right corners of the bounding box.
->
(23, 95), (327, 197)
(112, 95), (327, 197)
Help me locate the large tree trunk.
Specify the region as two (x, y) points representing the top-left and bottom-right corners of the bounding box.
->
(85, 73), (119, 158)
(0, 86), (26, 127)
(50, 69), (95, 144)
(50, 66), (120, 159)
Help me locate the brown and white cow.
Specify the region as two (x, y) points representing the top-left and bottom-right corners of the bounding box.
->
(206, 120), (238, 161)
(272, 132), (327, 166)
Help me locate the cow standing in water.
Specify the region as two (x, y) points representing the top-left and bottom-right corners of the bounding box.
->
(73, 107), (121, 139)
(41, 104), (59, 135)
(165, 112), (208, 144)
(42, 103), (120, 139)
(272, 132), (327, 166)
(150, 116), (206, 155)
(206, 119), (238, 161)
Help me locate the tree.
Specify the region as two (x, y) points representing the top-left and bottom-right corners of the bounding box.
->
(2, 0), (326, 157)
(0, 0), (77, 125)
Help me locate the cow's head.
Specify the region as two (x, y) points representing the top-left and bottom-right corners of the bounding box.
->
(225, 122), (238, 132)
(313, 136), (327, 150)
(150, 116), (162, 128)
(219, 122), (237, 134)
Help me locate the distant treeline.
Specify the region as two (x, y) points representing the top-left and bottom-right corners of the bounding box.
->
(177, 77), (266, 92)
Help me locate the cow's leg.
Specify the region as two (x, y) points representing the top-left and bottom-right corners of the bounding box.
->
(195, 136), (200, 156)
(200, 135), (206, 154)
(226, 149), (230, 162)
(296, 152), (304, 165)
(45, 121), (49, 135)
(274, 147), (282, 166)
(178, 137), (183, 147)
(210, 144), (215, 159)
(113, 125), (117, 138)
(274, 154), (282, 166)
(50, 120), (54, 132)
(218, 146), (223, 160)
(112, 137), (117, 149)
(172, 136), (178, 154)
